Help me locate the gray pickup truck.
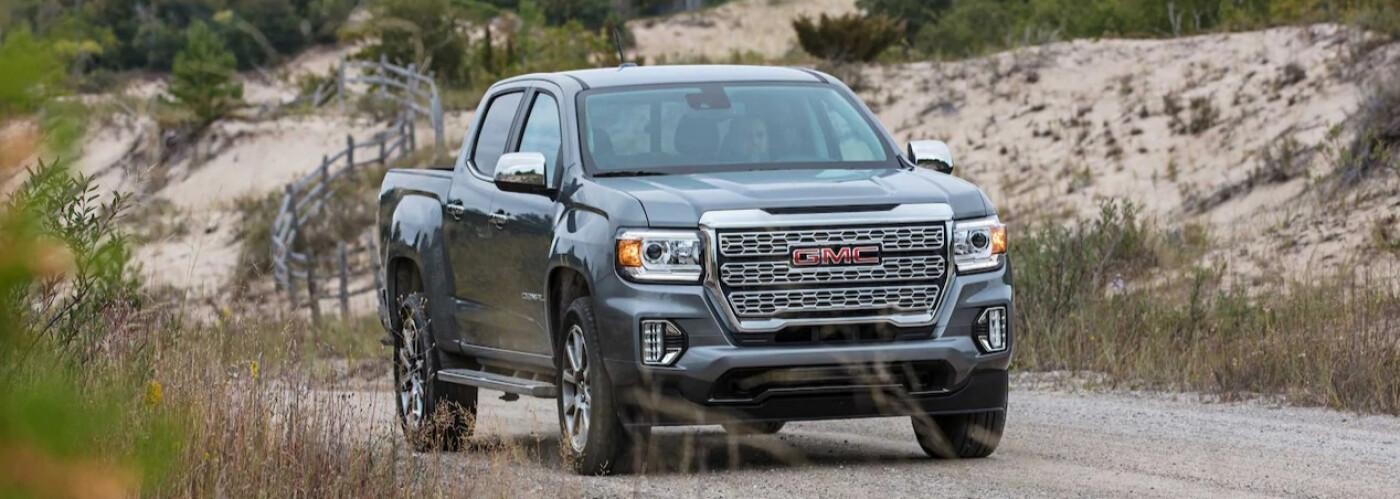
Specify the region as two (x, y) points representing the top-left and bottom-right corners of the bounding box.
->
(377, 65), (1012, 474)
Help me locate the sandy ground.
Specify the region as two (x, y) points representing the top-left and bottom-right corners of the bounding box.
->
(331, 379), (1400, 497)
(629, 0), (856, 61)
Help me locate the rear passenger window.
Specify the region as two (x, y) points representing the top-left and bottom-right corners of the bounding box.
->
(472, 91), (523, 176)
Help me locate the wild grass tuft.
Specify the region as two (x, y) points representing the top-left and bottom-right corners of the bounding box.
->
(1013, 201), (1400, 414)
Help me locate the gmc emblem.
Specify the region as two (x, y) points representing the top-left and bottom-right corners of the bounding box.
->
(791, 245), (881, 267)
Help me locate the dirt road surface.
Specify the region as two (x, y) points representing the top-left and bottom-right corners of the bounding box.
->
(336, 380), (1400, 498)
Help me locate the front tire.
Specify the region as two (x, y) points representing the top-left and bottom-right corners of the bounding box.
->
(911, 409), (1005, 459)
(557, 297), (638, 475)
(394, 292), (477, 451)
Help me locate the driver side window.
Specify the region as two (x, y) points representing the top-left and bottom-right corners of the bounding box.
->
(517, 93), (562, 183)
(471, 91), (524, 176)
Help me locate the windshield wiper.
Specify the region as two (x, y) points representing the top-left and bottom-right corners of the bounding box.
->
(592, 170), (669, 178)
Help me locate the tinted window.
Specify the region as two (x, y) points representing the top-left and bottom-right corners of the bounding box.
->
(517, 93), (562, 182)
(580, 84), (892, 174)
(472, 91), (523, 176)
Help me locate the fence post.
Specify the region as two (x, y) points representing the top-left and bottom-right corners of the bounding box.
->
(346, 135), (355, 168)
(379, 133), (387, 165)
(407, 118), (416, 155)
(337, 62), (346, 114)
(284, 184), (299, 311)
(431, 86), (444, 156)
(367, 234), (383, 293)
(338, 242), (350, 319)
(306, 249), (321, 325)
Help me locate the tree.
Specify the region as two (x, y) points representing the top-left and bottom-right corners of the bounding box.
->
(793, 13), (904, 63)
(857, 0), (951, 44)
(168, 21), (243, 126)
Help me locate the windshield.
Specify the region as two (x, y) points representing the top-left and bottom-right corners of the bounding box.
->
(579, 83), (894, 175)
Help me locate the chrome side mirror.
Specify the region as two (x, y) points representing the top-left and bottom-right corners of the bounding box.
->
(493, 152), (550, 195)
(908, 140), (954, 174)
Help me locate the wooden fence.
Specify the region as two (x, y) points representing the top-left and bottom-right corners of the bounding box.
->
(270, 58), (443, 323)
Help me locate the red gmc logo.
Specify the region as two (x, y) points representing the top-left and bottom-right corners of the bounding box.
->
(792, 245), (881, 267)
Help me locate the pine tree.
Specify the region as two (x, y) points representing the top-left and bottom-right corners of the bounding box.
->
(168, 22), (243, 126)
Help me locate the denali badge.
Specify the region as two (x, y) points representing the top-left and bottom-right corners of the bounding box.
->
(791, 245), (880, 267)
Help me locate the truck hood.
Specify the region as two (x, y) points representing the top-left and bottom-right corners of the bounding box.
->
(593, 167), (992, 227)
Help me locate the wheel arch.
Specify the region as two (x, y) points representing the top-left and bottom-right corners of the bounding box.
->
(546, 259), (593, 363)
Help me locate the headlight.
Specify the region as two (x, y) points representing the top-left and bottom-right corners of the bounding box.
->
(953, 216), (1006, 273)
(616, 229), (704, 282)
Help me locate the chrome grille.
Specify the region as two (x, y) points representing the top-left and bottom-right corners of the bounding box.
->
(729, 285), (940, 317)
(718, 225), (945, 257)
(721, 255), (946, 287)
(714, 222), (949, 321)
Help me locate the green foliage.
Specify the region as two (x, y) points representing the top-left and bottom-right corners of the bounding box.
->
(793, 13), (904, 63)
(858, 0), (1400, 59)
(354, 0), (479, 85)
(0, 27), (63, 117)
(0, 157), (181, 497)
(354, 0), (611, 97)
(2, 0), (354, 73)
(168, 21), (244, 126)
(856, 0), (950, 43)
(6, 160), (138, 359)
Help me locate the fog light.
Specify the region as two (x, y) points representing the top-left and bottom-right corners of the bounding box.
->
(974, 307), (1009, 353)
(641, 320), (686, 366)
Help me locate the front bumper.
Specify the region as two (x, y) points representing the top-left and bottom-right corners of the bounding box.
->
(592, 261), (1014, 426)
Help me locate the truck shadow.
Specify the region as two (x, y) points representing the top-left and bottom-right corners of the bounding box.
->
(464, 425), (938, 475)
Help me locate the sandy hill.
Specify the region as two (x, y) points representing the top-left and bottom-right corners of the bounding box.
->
(865, 25), (1399, 282)
(74, 0), (1399, 295)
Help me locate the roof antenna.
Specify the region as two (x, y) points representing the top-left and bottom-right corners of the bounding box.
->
(612, 26), (635, 69)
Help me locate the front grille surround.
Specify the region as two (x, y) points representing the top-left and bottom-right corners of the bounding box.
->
(700, 206), (954, 337)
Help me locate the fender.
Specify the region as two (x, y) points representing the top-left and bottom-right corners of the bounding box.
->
(383, 194), (457, 343)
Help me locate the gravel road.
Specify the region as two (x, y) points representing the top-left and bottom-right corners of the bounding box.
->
(341, 381), (1400, 498)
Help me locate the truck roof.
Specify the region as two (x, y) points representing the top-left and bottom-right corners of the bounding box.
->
(503, 65), (827, 90)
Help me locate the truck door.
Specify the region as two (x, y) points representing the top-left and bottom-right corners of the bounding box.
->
(487, 88), (563, 355)
(443, 89), (525, 348)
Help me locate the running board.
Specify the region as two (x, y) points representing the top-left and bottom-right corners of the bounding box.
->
(436, 369), (557, 398)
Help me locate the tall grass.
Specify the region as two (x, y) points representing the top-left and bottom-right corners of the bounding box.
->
(1013, 201), (1400, 414)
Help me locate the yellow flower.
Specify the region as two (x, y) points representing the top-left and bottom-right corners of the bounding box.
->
(249, 360), (259, 380)
(144, 380), (163, 407)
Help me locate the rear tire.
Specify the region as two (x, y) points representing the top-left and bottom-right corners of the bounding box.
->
(911, 409), (1005, 459)
(557, 297), (640, 475)
(722, 421), (786, 435)
(394, 292), (477, 451)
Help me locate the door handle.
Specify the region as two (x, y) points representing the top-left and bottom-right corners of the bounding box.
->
(445, 201), (466, 220)
(490, 210), (508, 230)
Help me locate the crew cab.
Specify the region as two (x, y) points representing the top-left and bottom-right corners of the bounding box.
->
(377, 65), (1013, 474)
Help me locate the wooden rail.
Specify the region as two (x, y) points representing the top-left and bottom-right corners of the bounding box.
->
(269, 58), (441, 323)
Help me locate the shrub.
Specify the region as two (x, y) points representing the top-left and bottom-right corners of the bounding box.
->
(0, 28), (63, 116)
(857, 0), (952, 43)
(1329, 73), (1400, 186)
(793, 13), (904, 63)
(168, 22), (244, 127)
(1013, 199), (1400, 414)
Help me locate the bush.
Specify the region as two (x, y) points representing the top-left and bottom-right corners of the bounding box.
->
(168, 21), (244, 127)
(857, 0), (951, 44)
(0, 28), (63, 117)
(1329, 73), (1400, 186)
(3, 0), (354, 73)
(793, 13), (904, 63)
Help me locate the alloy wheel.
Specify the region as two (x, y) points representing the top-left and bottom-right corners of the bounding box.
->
(561, 324), (592, 453)
(397, 310), (427, 431)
